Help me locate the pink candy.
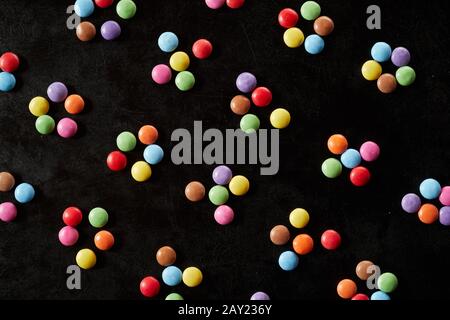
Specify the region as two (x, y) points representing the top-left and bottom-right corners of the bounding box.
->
(58, 226), (79, 246)
(440, 186), (450, 206)
(359, 141), (380, 162)
(205, 0), (226, 9)
(152, 64), (172, 85)
(214, 205), (234, 225)
(57, 118), (78, 138)
(0, 202), (17, 222)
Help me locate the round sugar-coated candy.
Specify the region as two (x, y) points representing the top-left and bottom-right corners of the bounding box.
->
(439, 206), (450, 226)
(213, 165), (233, 185)
(278, 8), (299, 29)
(230, 95), (251, 115)
(156, 246), (176, 266)
(162, 266), (183, 286)
(328, 134), (348, 154)
(64, 94), (85, 114)
(236, 72), (257, 93)
(208, 185), (229, 205)
(101, 20), (121, 40)
(138, 125), (158, 145)
(29, 97), (50, 117)
(0, 202), (17, 222)
(340, 149), (361, 169)
(283, 27), (304, 48)
(183, 267), (203, 287)
(74, 0), (95, 18)
(337, 279), (357, 299)
(107, 150), (127, 171)
(278, 250), (299, 271)
(391, 47), (411, 67)
(270, 225), (290, 245)
(419, 178), (441, 200)
(270, 108), (291, 129)
(116, 0), (136, 19)
(377, 272), (398, 293)
(371, 42), (392, 62)
(143, 144), (164, 165)
(214, 205), (234, 225)
(88, 207), (109, 228)
(293, 234), (314, 255)
(356, 260), (374, 280)
(396, 66), (416, 86)
(240, 114), (260, 133)
(131, 161), (152, 182)
(116, 131), (136, 152)
(0, 52), (20, 72)
(0, 72), (16, 92)
(251, 292), (270, 300)
(360, 141), (380, 162)
(140, 276), (160, 298)
(0, 172), (15, 192)
(301, 1), (321, 20)
(205, 0), (225, 9)
(35, 115), (55, 135)
(361, 60), (382, 81)
(76, 248), (96, 269)
(57, 118), (78, 138)
(350, 166), (371, 187)
(94, 230), (115, 250)
(377, 73), (397, 94)
(14, 183), (35, 204)
(229, 175), (250, 196)
(166, 293), (184, 300)
(226, 0), (244, 8)
(352, 294), (369, 300)
(158, 32), (179, 53)
(152, 64), (172, 85)
(418, 203), (438, 224)
(313, 16), (334, 36)
(95, 0), (114, 8)
(58, 226), (79, 246)
(63, 207), (83, 226)
(401, 193), (421, 213)
(371, 291), (391, 300)
(175, 71), (195, 91)
(304, 34), (324, 54)
(439, 186), (450, 206)
(321, 158), (342, 178)
(47, 82), (68, 103)
(185, 181), (206, 202)
(76, 21), (96, 41)
(321, 229), (341, 250)
(170, 52), (190, 72)
(192, 39), (213, 59)
(289, 208), (309, 228)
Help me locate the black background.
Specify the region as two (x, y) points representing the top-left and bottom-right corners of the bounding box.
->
(0, 0), (449, 300)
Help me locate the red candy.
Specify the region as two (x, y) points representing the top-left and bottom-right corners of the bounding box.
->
(352, 293), (369, 300)
(350, 166), (371, 186)
(251, 87), (272, 107)
(0, 52), (20, 72)
(226, 0), (245, 9)
(95, 0), (114, 8)
(62, 207), (83, 227)
(107, 151), (127, 171)
(321, 229), (341, 250)
(278, 8), (299, 29)
(192, 39), (213, 60)
(140, 276), (160, 298)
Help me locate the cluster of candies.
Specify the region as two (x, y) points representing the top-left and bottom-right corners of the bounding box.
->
(140, 246), (203, 300)
(58, 206), (114, 270)
(270, 208), (342, 271)
(279, 1), (334, 54)
(401, 179), (450, 226)
(29, 82), (84, 138)
(0, 51), (21, 92)
(205, 0), (245, 10)
(0, 172), (35, 223)
(231, 72), (291, 131)
(107, 125), (164, 182)
(152, 31), (213, 91)
(362, 42), (415, 93)
(74, 0), (136, 42)
(336, 260), (397, 300)
(321, 134), (380, 187)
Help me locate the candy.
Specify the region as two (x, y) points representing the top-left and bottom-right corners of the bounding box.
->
(14, 183), (35, 204)
(396, 66), (416, 86)
(313, 16), (334, 36)
(0, 52), (20, 72)
(251, 87), (272, 107)
(57, 118), (78, 138)
(95, 0), (114, 8)
(162, 266), (183, 286)
(377, 272), (398, 293)
(230, 95), (251, 115)
(352, 294), (369, 300)
(88, 207), (109, 228)
(0, 202), (17, 222)
(304, 34), (324, 54)
(371, 42), (392, 62)
(321, 158), (342, 178)
(240, 114), (260, 133)
(391, 47), (411, 67)
(0, 172), (15, 192)
(229, 175), (250, 196)
(131, 161), (152, 182)
(0, 72), (16, 92)
(47, 82), (68, 103)
(278, 8), (299, 29)
(58, 226), (79, 246)
(283, 27), (304, 48)
(116, 131), (137, 152)
(350, 166), (371, 187)
(226, 0), (244, 8)
(321, 229), (341, 250)
(76, 248), (97, 269)
(361, 60), (382, 81)
(158, 32), (179, 53)
(289, 208), (309, 228)
(107, 150), (127, 171)
(355, 260), (374, 280)
(377, 73), (397, 94)
(292, 234), (314, 255)
(327, 134), (348, 155)
(250, 292), (270, 300)
(74, 0), (95, 18)
(205, 0), (225, 9)
(337, 279), (357, 299)
(170, 52), (190, 72)
(401, 193), (421, 213)
(208, 185), (229, 205)
(138, 125), (158, 145)
(360, 141), (380, 162)
(419, 178), (441, 200)
(101, 20), (121, 40)
(151, 64), (172, 85)
(182, 267), (203, 287)
(94, 230), (114, 250)
(340, 149), (361, 169)
(116, 0), (136, 19)
(63, 207), (83, 226)
(300, 1), (321, 21)
(76, 21), (96, 41)
(270, 225), (290, 245)
(185, 181), (206, 202)
(270, 108), (291, 129)
(212, 165), (233, 185)
(192, 39), (213, 59)
(140, 276), (160, 298)
(156, 246), (176, 266)
(166, 293), (184, 300)
(175, 71), (195, 91)
(143, 144), (164, 165)
(371, 291), (391, 300)
(439, 206), (450, 226)
(278, 250), (299, 271)
(418, 203), (438, 224)
(214, 205), (234, 225)
(236, 72), (257, 93)
(29, 97), (50, 117)
(439, 186), (450, 206)
(35, 115), (55, 135)
(64, 94), (85, 114)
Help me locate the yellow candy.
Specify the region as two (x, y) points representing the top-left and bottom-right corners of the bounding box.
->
(131, 161), (152, 182)
(229, 175), (250, 196)
(182, 267), (203, 287)
(76, 248), (96, 270)
(289, 208), (310, 228)
(29, 96), (50, 117)
(283, 27), (304, 48)
(270, 108), (291, 129)
(170, 51), (190, 72)
(361, 60), (382, 81)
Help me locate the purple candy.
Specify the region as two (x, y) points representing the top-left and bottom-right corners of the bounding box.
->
(47, 82), (68, 103)
(236, 72), (257, 93)
(101, 21), (121, 40)
(212, 165), (233, 185)
(439, 206), (450, 226)
(250, 292), (270, 300)
(391, 47), (411, 67)
(401, 193), (421, 213)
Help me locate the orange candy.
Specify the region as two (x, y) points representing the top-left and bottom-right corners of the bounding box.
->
(327, 134), (348, 155)
(138, 125), (158, 145)
(418, 203), (439, 224)
(337, 279), (357, 299)
(64, 94), (85, 114)
(292, 234), (314, 255)
(94, 230), (115, 251)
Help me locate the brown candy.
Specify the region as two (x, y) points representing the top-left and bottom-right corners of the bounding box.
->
(270, 225), (291, 245)
(377, 73), (397, 94)
(0, 172), (15, 192)
(230, 95), (251, 115)
(76, 21), (96, 42)
(156, 246), (177, 266)
(313, 16), (334, 37)
(356, 260), (374, 280)
(185, 181), (205, 202)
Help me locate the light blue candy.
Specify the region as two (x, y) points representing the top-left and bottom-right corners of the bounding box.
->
(371, 42), (392, 62)
(340, 149), (362, 169)
(162, 266), (182, 286)
(14, 183), (35, 204)
(419, 178), (441, 200)
(304, 34), (324, 55)
(74, 0), (95, 18)
(371, 290), (391, 300)
(0, 72), (16, 92)
(278, 251), (299, 271)
(143, 144), (164, 165)
(158, 32), (179, 53)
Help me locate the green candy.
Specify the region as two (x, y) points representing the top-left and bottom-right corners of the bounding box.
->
(175, 71), (195, 91)
(116, 0), (137, 19)
(35, 115), (55, 135)
(321, 158), (342, 178)
(240, 114), (260, 133)
(208, 185), (229, 205)
(377, 272), (398, 293)
(395, 66), (416, 86)
(116, 131), (136, 152)
(88, 207), (109, 228)
(300, 1), (321, 21)
(166, 293), (184, 300)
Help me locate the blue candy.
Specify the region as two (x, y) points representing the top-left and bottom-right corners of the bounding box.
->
(419, 178), (441, 200)
(278, 251), (298, 271)
(304, 35), (324, 55)
(74, 0), (95, 18)
(158, 32), (179, 53)
(371, 290), (391, 300)
(0, 72), (16, 92)
(143, 144), (164, 165)
(340, 149), (362, 169)
(14, 183), (35, 204)
(162, 266), (182, 286)
(371, 42), (392, 62)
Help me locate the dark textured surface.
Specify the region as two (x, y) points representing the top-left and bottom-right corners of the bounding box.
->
(0, 0), (449, 300)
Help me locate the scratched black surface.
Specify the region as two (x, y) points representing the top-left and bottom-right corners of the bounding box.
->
(0, 0), (449, 300)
